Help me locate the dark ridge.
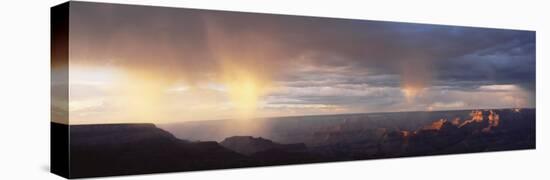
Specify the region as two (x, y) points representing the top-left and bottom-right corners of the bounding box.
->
(68, 123), (251, 178)
(220, 136), (286, 155)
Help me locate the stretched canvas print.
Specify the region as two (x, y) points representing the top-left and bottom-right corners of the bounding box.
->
(51, 1), (536, 178)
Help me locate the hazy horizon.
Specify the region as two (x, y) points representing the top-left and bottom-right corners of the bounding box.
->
(60, 107), (535, 126)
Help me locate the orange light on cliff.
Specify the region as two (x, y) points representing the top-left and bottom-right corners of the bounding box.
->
(488, 110), (500, 127)
(451, 117), (461, 126)
(424, 119), (446, 130)
(401, 130), (410, 137)
(459, 110), (484, 128)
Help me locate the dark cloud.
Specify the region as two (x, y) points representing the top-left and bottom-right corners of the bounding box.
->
(433, 33), (535, 91)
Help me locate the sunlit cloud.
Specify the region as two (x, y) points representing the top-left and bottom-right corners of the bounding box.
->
(64, 3), (535, 124)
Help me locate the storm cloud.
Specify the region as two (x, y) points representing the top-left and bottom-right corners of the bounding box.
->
(67, 2), (535, 123)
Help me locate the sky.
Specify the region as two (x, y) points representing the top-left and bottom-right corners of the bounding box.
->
(57, 2), (536, 124)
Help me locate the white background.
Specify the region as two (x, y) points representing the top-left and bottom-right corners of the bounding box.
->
(0, 0), (548, 179)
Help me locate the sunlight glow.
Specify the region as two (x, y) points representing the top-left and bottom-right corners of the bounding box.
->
(222, 68), (269, 119)
(116, 70), (172, 123)
(402, 85), (423, 102)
